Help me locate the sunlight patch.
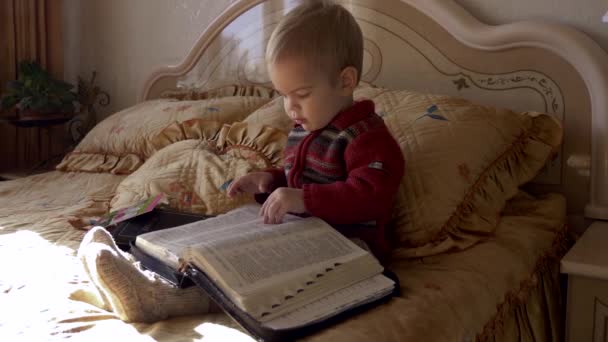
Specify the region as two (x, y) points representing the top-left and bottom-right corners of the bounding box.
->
(0, 230), (78, 297)
(194, 322), (254, 341)
(0, 230), (95, 340)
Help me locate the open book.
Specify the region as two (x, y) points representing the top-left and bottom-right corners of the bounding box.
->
(134, 204), (396, 339)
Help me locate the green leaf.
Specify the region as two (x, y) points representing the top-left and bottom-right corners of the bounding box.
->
(61, 102), (75, 113)
(0, 95), (18, 110)
(30, 97), (53, 112)
(4, 60), (79, 113)
(48, 96), (62, 107)
(19, 97), (33, 109)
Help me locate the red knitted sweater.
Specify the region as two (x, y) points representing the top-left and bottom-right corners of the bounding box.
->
(259, 100), (404, 262)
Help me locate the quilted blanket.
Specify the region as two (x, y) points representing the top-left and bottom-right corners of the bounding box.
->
(0, 171), (567, 341)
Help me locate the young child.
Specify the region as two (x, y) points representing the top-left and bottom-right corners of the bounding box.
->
(78, 0), (404, 323)
(227, 0), (404, 262)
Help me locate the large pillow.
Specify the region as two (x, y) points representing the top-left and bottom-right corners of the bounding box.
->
(352, 87), (562, 258)
(238, 86), (562, 258)
(56, 96), (270, 174)
(110, 121), (287, 215)
(242, 96), (294, 133)
(160, 84), (279, 101)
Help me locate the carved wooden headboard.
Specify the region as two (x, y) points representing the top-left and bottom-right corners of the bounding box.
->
(140, 0), (608, 227)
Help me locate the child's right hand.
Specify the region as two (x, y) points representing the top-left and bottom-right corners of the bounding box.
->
(227, 172), (274, 198)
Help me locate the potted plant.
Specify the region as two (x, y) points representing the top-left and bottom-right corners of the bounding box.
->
(0, 60), (77, 122)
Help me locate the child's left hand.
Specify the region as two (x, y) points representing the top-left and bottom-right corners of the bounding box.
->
(260, 187), (306, 224)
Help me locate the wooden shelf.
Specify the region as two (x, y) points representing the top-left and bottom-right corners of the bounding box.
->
(0, 113), (74, 128)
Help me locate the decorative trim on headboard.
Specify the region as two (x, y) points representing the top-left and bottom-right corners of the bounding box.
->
(464, 72), (563, 115)
(407, 0), (608, 219)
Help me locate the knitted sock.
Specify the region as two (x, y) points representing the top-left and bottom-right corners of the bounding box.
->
(78, 226), (134, 311)
(78, 226), (135, 262)
(83, 242), (211, 323)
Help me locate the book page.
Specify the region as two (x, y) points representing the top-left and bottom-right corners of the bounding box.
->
(135, 205), (262, 268)
(137, 205), (368, 287)
(136, 205), (377, 317)
(181, 207), (368, 292)
(264, 274), (395, 330)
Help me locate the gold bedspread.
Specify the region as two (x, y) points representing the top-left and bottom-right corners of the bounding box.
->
(0, 172), (567, 341)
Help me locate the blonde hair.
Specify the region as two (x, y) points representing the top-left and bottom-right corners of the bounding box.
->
(266, 0), (363, 84)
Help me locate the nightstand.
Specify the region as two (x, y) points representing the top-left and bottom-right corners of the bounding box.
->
(561, 221), (608, 342)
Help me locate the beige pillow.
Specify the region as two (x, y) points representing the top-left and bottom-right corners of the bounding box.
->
(353, 87), (562, 258)
(110, 121), (287, 215)
(161, 84), (279, 101)
(243, 97), (294, 133)
(57, 96), (270, 174)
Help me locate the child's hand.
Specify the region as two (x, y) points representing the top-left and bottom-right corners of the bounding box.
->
(227, 172), (274, 198)
(260, 187), (306, 224)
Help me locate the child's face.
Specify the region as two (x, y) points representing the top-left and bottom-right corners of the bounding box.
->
(269, 57), (353, 132)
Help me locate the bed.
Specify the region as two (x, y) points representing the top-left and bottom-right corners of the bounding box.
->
(2, 0), (608, 340)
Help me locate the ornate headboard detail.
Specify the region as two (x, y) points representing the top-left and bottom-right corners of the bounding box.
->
(140, 0), (608, 225)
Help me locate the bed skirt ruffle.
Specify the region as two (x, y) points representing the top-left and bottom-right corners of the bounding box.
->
(477, 225), (573, 342)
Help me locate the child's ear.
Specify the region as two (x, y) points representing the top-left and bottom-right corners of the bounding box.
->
(339, 66), (358, 93)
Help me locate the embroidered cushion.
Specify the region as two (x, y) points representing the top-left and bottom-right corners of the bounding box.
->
(56, 96), (270, 174)
(110, 121), (286, 215)
(242, 96), (294, 133)
(160, 84), (279, 101)
(352, 87), (562, 258)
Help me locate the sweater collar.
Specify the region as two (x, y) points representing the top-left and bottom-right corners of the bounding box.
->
(327, 99), (376, 130)
(290, 100), (376, 132)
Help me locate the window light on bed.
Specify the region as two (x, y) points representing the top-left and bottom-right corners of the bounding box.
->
(604, 11), (608, 22)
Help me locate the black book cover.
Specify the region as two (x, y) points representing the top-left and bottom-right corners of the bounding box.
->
(110, 208), (210, 288)
(115, 208), (399, 340)
(184, 265), (400, 341)
(110, 208), (210, 251)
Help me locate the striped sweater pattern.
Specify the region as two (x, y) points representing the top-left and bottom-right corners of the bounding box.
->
(283, 113), (385, 188)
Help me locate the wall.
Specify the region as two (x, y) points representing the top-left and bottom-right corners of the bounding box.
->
(62, 0), (234, 120)
(454, 0), (608, 51)
(62, 0), (608, 120)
